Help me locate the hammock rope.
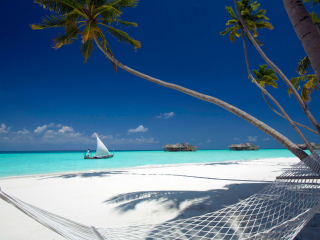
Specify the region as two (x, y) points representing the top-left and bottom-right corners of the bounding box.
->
(1, 149), (320, 239)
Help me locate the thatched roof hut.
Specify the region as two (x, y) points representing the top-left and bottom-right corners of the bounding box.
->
(163, 143), (172, 148)
(163, 142), (197, 152)
(182, 142), (189, 148)
(175, 143), (184, 148)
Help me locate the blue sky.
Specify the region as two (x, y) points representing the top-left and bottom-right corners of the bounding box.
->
(1, 0), (320, 151)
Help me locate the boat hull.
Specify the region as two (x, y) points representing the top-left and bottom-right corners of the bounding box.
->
(84, 154), (114, 159)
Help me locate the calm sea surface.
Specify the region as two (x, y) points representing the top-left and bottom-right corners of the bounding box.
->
(0, 149), (305, 178)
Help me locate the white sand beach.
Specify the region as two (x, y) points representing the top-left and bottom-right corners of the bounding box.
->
(0, 157), (319, 240)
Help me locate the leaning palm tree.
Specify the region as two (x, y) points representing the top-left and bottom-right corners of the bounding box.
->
(233, 0), (320, 135)
(221, 0), (314, 152)
(31, 0), (309, 160)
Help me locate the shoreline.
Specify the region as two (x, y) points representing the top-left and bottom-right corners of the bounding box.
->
(0, 155), (299, 180)
(1, 156), (318, 239)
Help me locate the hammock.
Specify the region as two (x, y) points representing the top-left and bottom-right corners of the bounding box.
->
(1, 150), (320, 240)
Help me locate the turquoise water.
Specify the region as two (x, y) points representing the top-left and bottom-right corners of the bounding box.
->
(0, 149), (304, 178)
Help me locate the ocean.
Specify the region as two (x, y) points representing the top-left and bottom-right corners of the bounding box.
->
(0, 149), (305, 178)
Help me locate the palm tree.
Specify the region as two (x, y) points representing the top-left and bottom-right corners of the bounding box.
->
(221, 1), (314, 152)
(220, 0), (273, 47)
(31, 0), (309, 160)
(31, 0), (141, 68)
(233, 0), (320, 136)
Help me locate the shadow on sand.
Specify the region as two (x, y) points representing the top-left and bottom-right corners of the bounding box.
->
(104, 181), (270, 220)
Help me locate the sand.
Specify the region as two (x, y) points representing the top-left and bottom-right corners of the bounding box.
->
(0, 157), (319, 240)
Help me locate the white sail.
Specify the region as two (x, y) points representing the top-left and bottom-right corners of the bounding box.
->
(94, 133), (110, 156)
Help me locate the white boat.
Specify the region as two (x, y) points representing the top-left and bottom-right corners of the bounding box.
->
(84, 133), (114, 159)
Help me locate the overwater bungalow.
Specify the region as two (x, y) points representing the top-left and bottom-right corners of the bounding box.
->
(229, 143), (259, 151)
(296, 142), (320, 150)
(163, 142), (197, 152)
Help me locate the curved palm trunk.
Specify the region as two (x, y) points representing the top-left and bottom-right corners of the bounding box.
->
(240, 29), (314, 152)
(234, 0), (320, 135)
(262, 92), (319, 135)
(93, 36), (308, 160)
(283, 0), (320, 82)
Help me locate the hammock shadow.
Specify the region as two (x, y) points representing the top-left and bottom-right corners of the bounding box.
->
(294, 212), (320, 240)
(104, 182), (270, 219)
(103, 180), (320, 239)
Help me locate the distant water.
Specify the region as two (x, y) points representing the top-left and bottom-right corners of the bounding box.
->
(0, 149), (306, 178)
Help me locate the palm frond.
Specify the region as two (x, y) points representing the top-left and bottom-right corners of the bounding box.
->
(109, 0), (139, 9)
(297, 56), (312, 75)
(31, 15), (66, 29)
(65, 9), (86, 24)
(289, 74), (319, 102)
(310, 11), (320, 29)
(107, 26), (141, 49)
(116, 19), (138, 27)
(34, 0), (82, 14)
(80, 38), (94, 64)
(225, 6), (238, 20)
(93, 4), (120, 18)
(304, 0), (320, 7)
(53, 25), (81, 48)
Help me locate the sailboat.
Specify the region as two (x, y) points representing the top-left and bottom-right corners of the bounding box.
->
(84, 133), (114, 159)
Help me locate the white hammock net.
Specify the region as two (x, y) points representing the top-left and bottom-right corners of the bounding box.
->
(1, 149), (320, 240)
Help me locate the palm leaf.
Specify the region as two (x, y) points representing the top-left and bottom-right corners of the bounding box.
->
(80, 38), (94, 64)
(107, 26), (141, 49)
(304, 0), (320, 7)
(31, 15), (66, 29)
(34, 0), (83, 14)
(53, 25), (81, 48)
(297, 56), (312, 75)
(301, 76), (319, 102)
(93, 4), (120, 18)
(116, 19), (138, 27)
(109, 0), (139, 9)
(288, 74), (319, 102)
(310, 11), (320, 29)
(65, 9), (86, 24)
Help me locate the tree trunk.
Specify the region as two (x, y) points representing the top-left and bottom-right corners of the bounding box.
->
(262, 92), (319, 135)
(234, 0), (320, 135)
(283, 0), (320, 82)
(93, 36), (308, 160)
(241, 29), (314, 152)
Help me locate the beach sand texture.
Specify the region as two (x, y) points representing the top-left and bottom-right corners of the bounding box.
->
(0, 157), (319, 240)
